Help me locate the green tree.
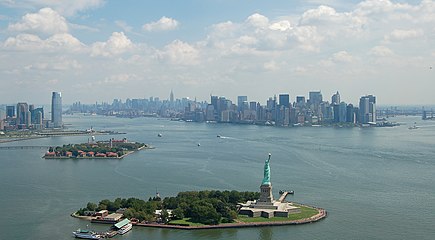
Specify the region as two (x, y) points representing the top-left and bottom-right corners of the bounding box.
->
(172, 207), (184, 220)
(160, 209), (170, 223)
(86, 202), (97, 211)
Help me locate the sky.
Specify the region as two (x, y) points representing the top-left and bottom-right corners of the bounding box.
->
(0, 0), (434, 105)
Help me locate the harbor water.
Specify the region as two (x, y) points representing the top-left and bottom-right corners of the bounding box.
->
(0, 115), (434, 239)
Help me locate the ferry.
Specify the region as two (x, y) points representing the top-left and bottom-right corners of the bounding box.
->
(118, 223), (132, 235)
(72, 229), (103, 239)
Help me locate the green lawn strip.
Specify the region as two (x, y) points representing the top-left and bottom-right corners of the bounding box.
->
(237, 205), (319, 223)
(168, 218), (206, 227)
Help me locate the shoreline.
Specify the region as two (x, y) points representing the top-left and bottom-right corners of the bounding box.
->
(136, 206), (327, 230)
(71, 204), (326, 230)
(42, 146), (154, 159)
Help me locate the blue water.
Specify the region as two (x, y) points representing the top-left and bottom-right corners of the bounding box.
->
(0, 115), (434, 239)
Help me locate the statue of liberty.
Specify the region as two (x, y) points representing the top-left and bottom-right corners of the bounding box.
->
(262, 153), (272, 185)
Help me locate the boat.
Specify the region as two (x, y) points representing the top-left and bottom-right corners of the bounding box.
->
(408, 122), (418, 130)
(157, 133), (162, 137)
(217, 135), (221, 138)
(72, 229), (103, 239)
(118, 223), (132, 235)
(197, 143), (201, 146)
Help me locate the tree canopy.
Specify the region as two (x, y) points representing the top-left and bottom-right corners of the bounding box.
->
(77, 190), (260, 225)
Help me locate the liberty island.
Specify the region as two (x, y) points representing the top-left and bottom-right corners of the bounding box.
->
(72, 153), (326, 234)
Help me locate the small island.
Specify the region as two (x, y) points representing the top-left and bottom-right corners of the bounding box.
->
(72, 154), (326, 231)
(44, 138), (150, 159)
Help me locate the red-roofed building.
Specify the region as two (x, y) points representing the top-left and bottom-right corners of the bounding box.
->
(45, 152), (56, 157)
(106, 152), (118, 157)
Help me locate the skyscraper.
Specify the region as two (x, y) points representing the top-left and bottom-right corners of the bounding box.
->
(16, 102), (29, 127)
(51, 92), (62, 128)
(296, 96), (305, 107)
(170, 90), (174, 104)
(331, 91), (340, 105)
(279, 94), (290, 108)
(237, 96), (247, 111)
(6, 106), (15, 118)
(309, 91), (323, 106)
(359, 95), (376, 124)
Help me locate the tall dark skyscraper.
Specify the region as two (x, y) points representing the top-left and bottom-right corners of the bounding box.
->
(309, 91), (323, 106)
(6, 106), (15, 118)
(237, 96), (247, 111)
(279, 94), (290, 108)
(51, 92), (62, 128)
(296, 96), (305, 107)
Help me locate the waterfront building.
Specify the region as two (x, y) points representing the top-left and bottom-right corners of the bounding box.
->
(237, 96), (248, 112)
(51, 92), (62, 128)
(359, 95), (376, 124)
(320, 102), (333, 122)
(6, 105), (15, 118)
(16, 102), (29, 128)
(339, 102), (347, 123)
(346, 104), (355, 123)
(205, 104), (215, 121)
(249, 101), (257, 112)
(333, 104), (339, 123)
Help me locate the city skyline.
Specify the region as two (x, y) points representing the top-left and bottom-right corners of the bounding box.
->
(1, 1), (434, 104)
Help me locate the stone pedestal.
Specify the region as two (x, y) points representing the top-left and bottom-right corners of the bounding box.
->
(259, 184), (274, 203)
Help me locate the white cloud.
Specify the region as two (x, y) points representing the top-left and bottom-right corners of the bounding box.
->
(370, 46), (394, 57)
(290, 26), (323, 51)
(263, 61), (280, 71)
(157, 40), (199, 65)
(143, 16), (179, 31)
(237, 35), (258, 46)
(25, 58), (82, 71)
(300, 5), (339, 24)
(385, 28), (424, 41)
(209, 21), (238, 38)
(246, 13), (269, 28)
(3, 33), (83, 51)
(355, 0), (411, 15)
(269, 20), (292, 31)
(332, 51), (353, 62)
(8, 8), (68, 35)
(91, 32), (133, 57)
(103, 74), (137, 84)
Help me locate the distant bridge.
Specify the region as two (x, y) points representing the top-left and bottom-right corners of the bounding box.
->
(0, 146), (49, 150)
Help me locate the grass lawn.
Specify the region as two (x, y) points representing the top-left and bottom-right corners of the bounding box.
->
(237, 204), (319, 223)
(168, 218), (205, 227)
